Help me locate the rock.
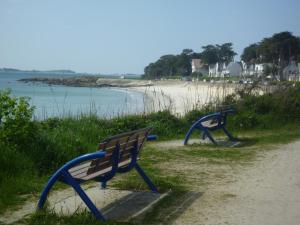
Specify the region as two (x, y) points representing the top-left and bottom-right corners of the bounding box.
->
(19, 76), (153, 88)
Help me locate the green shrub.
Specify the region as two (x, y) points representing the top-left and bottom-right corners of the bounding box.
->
(0, 90), (37, 151)
(184, 109), (206, 124)
(146, 110), (185, 138)
(226, 82), (300, 129)
(231, 111), (259, 129)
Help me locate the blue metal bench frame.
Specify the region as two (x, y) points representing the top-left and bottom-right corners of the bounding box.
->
(37, 129), (158, 221)
(184, 108), (236, 145)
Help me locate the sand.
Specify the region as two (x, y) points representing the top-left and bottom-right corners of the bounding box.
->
(130, 80), (236, 115)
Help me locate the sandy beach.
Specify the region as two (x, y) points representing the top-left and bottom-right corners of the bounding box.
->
(130, 80), (236, 115)
(18, 76), (239, 115)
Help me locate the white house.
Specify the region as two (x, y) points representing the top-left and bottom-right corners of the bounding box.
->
(241, 62), (255, 76)
(209, 62), (243, 77)
(242, 63), (273, 76)
(283, 61), (300, 81)
(254, 64), (265, 75)
(209, 62), (227, 77)
(247, 64), (256, 76)
(191, 59), (209, 75)
(241, 61), (300, 80)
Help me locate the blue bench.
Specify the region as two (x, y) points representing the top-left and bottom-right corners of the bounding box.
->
(184, 107), (236, 145)
(38, 127), (157, 221)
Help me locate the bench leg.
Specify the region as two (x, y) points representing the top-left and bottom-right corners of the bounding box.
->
(184, 127), (195, 145)
(63, 171), (106, 221)
(222, 127), (235, 141)
(203, 128), (217, 144)
(101, 182), (107, 189)
(134, 163), (158, 193)
(201, 131), (206, 140)
(38, 171), (61, 209)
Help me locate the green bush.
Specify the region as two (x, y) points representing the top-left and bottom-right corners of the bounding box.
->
(231, 111), (259, 129)
(0, 90), (37, 151)
(146, 111), (185, 138)
(225, 82), (300, 129)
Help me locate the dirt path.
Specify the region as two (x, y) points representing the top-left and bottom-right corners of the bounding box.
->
(173, 140), (300, 225)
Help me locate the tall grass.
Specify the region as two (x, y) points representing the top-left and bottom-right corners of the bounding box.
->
(140, 81), (236, 115)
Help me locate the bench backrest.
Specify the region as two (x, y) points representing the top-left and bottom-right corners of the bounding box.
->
(199, 107), (235, 129)
(68, 127), (152, 181)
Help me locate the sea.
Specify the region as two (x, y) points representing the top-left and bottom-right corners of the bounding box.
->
(0, 71), (145, 120)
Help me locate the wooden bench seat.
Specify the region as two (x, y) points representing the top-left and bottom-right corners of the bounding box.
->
(201, 119), (219, 128)
(38, 127), (157, 221)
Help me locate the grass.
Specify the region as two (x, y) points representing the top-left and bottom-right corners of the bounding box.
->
(23, 210), (129, 225)
(240, 125), (300, 145)
(0, 175), (43, 213)
(0, 174), (70, 215)
(186, 148), (255, 160)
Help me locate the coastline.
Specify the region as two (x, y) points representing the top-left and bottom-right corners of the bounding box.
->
(18, 76), (255, 115)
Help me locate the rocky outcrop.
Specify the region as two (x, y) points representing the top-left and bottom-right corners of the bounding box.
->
(19, 76), (153, 88)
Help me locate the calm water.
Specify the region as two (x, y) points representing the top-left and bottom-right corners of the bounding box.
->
(0, 72), (145, 119)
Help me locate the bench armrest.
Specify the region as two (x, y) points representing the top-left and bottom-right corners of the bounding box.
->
(198, 112), (221, 123)
(222, 108), (236, 114)
(147, 135), (158, 141)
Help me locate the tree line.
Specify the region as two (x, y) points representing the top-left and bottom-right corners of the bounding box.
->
(143, 31), (300, 79)
(241, 31), (300, 79)
(143, 43), (236, 79)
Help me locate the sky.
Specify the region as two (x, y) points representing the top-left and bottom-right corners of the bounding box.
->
(1, 0), (300, 74)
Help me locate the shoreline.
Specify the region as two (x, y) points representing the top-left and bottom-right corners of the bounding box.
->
(19, 76), (266, 115)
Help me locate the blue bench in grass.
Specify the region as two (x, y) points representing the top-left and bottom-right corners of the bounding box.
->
(38, 127), (157, 221)
(184, 107), (236, 145)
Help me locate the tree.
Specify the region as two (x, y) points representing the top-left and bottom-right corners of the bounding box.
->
(241, 31), (300, 80)
(201, 43), (236, 65)
(176, 53), (192, 76)
(217, 43), (237, 64)
(143, 43), (237, 79)
(181, 49), (194, 56)
(201, 45), (219, 65)
(241, 43), (259, 64)
(143, 52), (192, 79)
(263, 65), (272, 77)
(263, 32), (300, 79)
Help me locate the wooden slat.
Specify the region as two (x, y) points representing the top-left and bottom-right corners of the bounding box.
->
(118, 158), (131, 167)
(98, 127), (151, 148)
(201, 119), (218, 128)
(77, 166), (113, 181)
(69, 161), (92, 173)
(69, 127), (151, 181)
